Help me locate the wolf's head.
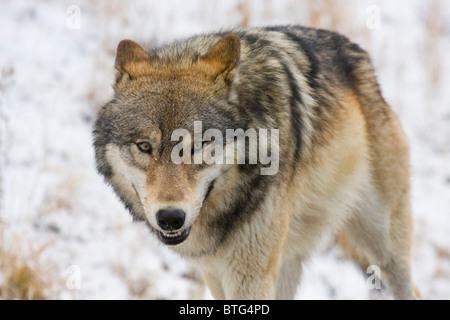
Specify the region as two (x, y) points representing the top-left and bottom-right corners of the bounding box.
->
(94, 34), (279, 256)
(94, 35), (246, 252)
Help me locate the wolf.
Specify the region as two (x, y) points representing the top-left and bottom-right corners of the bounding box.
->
(93, 25), (421, 299)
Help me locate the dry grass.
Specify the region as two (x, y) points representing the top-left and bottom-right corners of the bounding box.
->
(305, 0), (355, 32)
(110, 263), (156, 299)
(0, 255), (46, 299)
(236, 0), (251, 27)
(0, 229), (60, 300)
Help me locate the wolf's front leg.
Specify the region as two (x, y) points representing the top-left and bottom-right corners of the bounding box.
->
(219, 248), (281, 299)
(222, 269), (277, 300)
(202, 271), (225, 299)
(275, 255), (303, 299)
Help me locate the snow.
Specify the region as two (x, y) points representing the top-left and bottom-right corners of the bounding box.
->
(1, 0), (449, 300)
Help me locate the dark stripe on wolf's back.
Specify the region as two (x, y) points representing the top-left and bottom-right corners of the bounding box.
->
(279, 61), (303, 164)
(238, 33), (303, 163)
(299, 26), (366, 91)
(266, 25), (367, 92)
(264, 26), (375, 142)
(267, 29), (336, 136)
(234, 35), (280, 126)
(264, 26), (320, 89)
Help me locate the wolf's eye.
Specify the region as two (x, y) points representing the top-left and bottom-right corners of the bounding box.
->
(192, 141), (204, 155)
(136, 141), (152, 154)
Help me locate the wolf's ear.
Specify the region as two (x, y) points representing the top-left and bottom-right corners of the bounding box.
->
(198, 34), (240, 82)
(114, 40), (152, 85)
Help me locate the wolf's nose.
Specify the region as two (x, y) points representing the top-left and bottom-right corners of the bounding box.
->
(156, 209), (186, 231)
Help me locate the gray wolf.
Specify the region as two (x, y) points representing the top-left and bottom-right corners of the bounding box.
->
(93, 26), (421, 299)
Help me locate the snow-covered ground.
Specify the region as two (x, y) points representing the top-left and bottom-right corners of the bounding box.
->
(1, 0), (449, 299)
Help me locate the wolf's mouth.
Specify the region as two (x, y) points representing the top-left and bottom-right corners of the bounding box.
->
(157, 227), (191, 246)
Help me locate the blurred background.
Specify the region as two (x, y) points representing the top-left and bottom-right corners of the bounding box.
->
(0, 0), (449, 299)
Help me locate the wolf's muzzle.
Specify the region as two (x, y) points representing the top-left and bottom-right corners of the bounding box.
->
(156, 208), (185, 231)
(156, 209), (190, 245)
